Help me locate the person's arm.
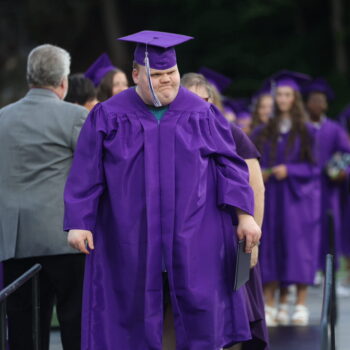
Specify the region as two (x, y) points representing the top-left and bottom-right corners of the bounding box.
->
(230, 125), (264, 261)
(206, 107), (261, 253)
(246, 158), (265, 267)
(246, 159), (265, 227)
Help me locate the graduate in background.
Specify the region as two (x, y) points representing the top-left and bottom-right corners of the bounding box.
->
(222, 99), (238, 124)
(337, 106), (350, 293)
(85, 53), (128, 101)
(181, 72), (269, 350)
(252, 71), (321, 327)
(198, 67), (238, 124)
(231, 99), (253, 135)
(303, 79), (350, 286)
(251, 89), (274, 132)
(65, 73), (98, 111)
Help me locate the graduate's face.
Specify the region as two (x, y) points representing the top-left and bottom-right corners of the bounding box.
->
(223, 109), (236, 124)
(133, 65), (180, 105)
(236, 118), (252, 134)
(187, 85), (212, 102)
(275, 86), (295, 113)
(257, 95), (273, 123)
(306, 92), (328, 117)
(112, 71), (129, 96)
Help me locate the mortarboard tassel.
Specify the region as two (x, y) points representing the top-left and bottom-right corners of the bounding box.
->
(144, 48), (162, 107)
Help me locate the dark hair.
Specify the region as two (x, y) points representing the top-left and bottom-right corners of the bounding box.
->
(65, 73), (96, 105)
(97, 69), (127, 102)
(251, 94), (272, 131)
(345, 118), (350, 134)
(254, 90), (314, 165)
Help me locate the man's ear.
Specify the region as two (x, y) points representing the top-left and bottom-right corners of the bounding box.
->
(62, 77), (68, 91)
(132, 68), (139, 85)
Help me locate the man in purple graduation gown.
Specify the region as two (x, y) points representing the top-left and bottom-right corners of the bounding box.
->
(304, 79), (350, 269)
(64, 31), (261, 350)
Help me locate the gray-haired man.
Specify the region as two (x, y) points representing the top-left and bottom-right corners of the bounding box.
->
(0, 44), (88, 350)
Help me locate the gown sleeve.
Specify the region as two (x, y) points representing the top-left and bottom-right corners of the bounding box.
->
(286, 162), (320, 179)
(335, 124), (350, 154)
(285, 128), (321, 198)
(63, 104), (108, 231)
(231, 124), (261, 160)
(203, 106), (254, 217)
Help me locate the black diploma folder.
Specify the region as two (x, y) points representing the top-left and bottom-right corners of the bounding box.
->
(233, 239), (251, 291)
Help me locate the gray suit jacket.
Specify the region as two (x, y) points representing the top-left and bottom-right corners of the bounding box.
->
(0, 88), (88, 260)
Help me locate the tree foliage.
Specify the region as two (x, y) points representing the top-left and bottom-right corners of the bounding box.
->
(1, 0), (350, 115)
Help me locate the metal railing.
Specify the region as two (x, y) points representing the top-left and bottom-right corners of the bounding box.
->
(0, 264), (42, 350)
(327, 211), (338, 326)
(320, 254), (336, 350)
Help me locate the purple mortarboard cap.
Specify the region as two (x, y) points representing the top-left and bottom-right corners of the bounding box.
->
(198, 67), (232, 93)
(118, 30), (193, 70)
(228, 99), (252, 130)
(302, 78), (335, 101)
(226, 98), (251, 119)
(223, 97), (235, 114)
(84, 53), (117, 87)
(251, 85), (273, 107)
(270, 70), (311, 92)
(252, 85), (272, 100)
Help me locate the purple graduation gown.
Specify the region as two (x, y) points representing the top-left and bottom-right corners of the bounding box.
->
(339, 123), (350, 257)
(231, 125), (260, 160)
(230, 125), (269, 350)
(241, 264), (269, 350)
(252, 126), (321, 285)
(64, 87), (255, 350)
(313, 118), (350, 269)
(0, 263), (3, 290)
(341, 183), (350, 256)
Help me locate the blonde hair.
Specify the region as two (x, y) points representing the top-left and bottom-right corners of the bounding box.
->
(207, 83), (224, 112)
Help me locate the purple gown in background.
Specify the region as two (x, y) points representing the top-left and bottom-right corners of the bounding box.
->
(231, 125), (269, 350)
(64, 87), (256, 350)
(252, 126), (321, 285)
(313, 118), (350, 269)
(0, 263), (3, 290)
(340, 184), (350, 257)
(338, 119), (350, 257)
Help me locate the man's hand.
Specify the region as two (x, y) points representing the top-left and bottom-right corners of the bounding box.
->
(250, 246), (259, 268)
(236, 210), (261, 253)
(272, 164), (288, 180)
(68, 229), (94, 254)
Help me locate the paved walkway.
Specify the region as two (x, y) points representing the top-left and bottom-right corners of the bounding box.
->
(49, 284), (350, 350)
